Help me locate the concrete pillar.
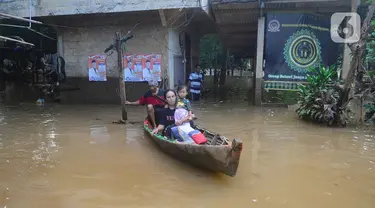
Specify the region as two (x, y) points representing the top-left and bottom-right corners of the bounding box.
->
(341, 0), (360, 79)
(168, 28), (175, 89)
(254, 17), (265, 106)
(57, 35), (63, 56)
(190, 31), (200, 71)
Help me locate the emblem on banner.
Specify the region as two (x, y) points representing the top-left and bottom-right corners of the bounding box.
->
(283, 29), (322, 73)
(268, 20), (280, 32)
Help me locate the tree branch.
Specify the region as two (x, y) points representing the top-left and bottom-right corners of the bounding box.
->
(339, 3), (375, 106)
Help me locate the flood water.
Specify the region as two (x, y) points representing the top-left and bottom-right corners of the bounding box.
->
(0, 102), (375, 208)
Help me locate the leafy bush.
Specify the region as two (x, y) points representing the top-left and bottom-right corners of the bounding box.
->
(363, 103), (375, 123)
(295, 65), (347, 126)
(356, 85), (375, 123)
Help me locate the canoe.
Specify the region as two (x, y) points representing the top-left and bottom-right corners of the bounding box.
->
(143, 119), (243, 177)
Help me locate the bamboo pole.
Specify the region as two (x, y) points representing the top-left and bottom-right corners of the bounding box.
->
(0, 12), (42, 24)
(0, 35), (34, 46)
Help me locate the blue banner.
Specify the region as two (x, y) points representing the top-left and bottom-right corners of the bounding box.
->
(264, 13), (340, 90)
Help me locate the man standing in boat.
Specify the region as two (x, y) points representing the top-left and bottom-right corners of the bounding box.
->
(125, 79), (165, 129)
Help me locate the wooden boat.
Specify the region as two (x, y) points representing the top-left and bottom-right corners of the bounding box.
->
(143, 119), (243, 177)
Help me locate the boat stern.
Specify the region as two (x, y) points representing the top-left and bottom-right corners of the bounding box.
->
(225, 138), (243, 177)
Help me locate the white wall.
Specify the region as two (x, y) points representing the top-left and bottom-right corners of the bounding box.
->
(0, 0), (200, 17)
(168, 28), (183, 88)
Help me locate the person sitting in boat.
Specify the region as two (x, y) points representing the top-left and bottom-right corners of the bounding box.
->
(152, 89), (207, 144)
(151, 89), (179, 136)
(172, 105), (207, 144)
(126, 79), (165, 129)
(175, 85), (195, 123)
(172, 86), (207, 144)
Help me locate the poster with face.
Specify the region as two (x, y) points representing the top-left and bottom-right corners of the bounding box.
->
(150, 54), (162, 82)
(123, 54), (142, 82)
(133, 54), (144, 81)
(142, 54), (153, 81)
(88, 54), (107, 81)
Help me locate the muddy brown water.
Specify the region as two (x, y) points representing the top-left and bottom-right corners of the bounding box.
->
(0, 102), (375, 208)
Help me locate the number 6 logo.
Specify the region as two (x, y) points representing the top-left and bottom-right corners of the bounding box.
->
(331, 12), (361, 43)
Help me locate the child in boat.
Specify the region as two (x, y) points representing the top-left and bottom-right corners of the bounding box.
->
(176, 85), (193, 124)
(171, 85), (207, 144)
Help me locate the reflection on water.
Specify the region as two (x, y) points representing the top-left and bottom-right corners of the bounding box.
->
(0, 102), (375, 208)
(90, 125), (110, 144)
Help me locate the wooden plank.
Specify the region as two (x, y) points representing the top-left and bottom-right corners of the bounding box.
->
(158, 10), (167, 27)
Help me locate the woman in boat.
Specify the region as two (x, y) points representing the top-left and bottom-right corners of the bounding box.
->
(151, 89), (195, 135)
(151, 89), (179, 136)
(151, 89), (207, 144)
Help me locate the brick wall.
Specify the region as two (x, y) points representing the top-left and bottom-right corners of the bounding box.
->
(56, 13), (169, 78)
(52, 13), (171, 104)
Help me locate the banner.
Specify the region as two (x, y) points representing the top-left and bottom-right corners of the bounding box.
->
(150, 54), (162, 82)
(123, 54), (142, 81)
(123, 54), (162, 82)
(88, 54), (107, 81)
(264, 13), (340, 90)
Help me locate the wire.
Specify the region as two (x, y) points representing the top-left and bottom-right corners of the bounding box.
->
(2, 0), (205, 55)
(98, 0), (196, 55)
(132, 0), (203, 54)
(40, 23), (83, 29)
(28, 28), (56, 40)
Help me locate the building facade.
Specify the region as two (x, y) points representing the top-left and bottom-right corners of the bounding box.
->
(0, 0), (356, 105)
(0, 0), (212, 103)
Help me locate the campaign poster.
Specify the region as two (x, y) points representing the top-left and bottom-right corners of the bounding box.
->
(142, 54), (153, 81)
(141, 54), (162, 82)
(150, 54), (162, 82)
(264, 13), (340, 90)
(133, 54), (143, 81)
(123, 54), (142, 82)
(88, 54), (107, 82)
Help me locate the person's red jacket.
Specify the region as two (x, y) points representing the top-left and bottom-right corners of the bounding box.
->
(138, 89), (165, 106)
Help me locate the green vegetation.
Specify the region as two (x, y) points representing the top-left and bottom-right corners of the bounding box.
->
(294, 3), (375, 126)
(199, 34), (224, 69)
(295, 65), (347, 126)
(361, 7), (375, 124)
(365, 14), (375, 63)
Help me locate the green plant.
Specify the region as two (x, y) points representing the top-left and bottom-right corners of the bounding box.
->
(199, 34), (223, 69)
(363, 103), (375, 123)
(295, 65), (347, 126)
(355, 83), (375, 123)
